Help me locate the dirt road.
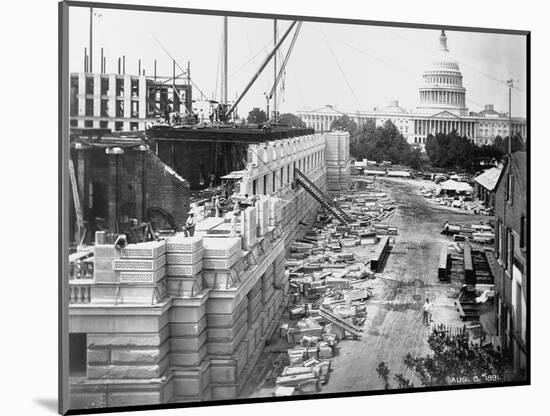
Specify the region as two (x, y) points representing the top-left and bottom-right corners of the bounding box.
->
(321, 177), (490, 392)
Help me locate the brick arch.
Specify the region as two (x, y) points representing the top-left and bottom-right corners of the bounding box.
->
(147, 207), (176, 231)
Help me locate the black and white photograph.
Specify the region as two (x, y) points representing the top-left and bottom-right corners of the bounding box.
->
(58, 1), (530, 414)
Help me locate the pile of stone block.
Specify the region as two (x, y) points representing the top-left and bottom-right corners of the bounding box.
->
(275, 317), (336, 395)
(240, 207), (257, 250)
(203, 238), (242, 267)
(276, 358), (332, 394)
(95, 239), (168, 304)
(165, 234), (204, 297)
(194, 217), (226, 237)
(115, 241), (167, 280)
(93, 232), (120, 285)
(256, 197), (270, 237)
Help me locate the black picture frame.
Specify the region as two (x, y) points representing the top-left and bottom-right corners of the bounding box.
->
(59, 1), (530, 414)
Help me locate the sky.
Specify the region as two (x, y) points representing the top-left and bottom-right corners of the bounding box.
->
(68, 6), (527, 117)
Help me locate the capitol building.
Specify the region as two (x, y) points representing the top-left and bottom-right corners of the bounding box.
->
(297, 30), (527, 147)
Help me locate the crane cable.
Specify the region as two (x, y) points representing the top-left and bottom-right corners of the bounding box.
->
(214, 31), (223, 101)
(382, 28), (525, 93)
(322, 30), (364, 113)
(230, 38), (274, 79)
(149, 31), (208, 100)
(327, 33), (503, 112)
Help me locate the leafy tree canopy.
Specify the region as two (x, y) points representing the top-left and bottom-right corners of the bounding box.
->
(425, 131), (506, 172)
(278, 113), (306, 128)
(349, 119), (422, 169)
(377, 325), (508, 389)
(330, 114), (358, 137)
(247, 107), (267, 124)
(494, 134), (526, 154)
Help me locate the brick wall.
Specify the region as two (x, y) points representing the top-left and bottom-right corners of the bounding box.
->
(144, 151), (190, 228)
(155, 140), (248, 189)
(72, 147), (190, 236)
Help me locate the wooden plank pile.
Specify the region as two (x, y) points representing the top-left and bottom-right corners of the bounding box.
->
(443, 222), (494, 245)
(438, 245), (451, 282)
(463, 244), (476, 286)
(370, 236), (390, 272)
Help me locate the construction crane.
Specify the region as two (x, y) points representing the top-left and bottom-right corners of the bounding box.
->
(69, 158), (86, 246)
(225, 21), (300, 119)
(265, 21), (303, 121)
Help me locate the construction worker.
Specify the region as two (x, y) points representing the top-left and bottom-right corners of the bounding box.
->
(209, 108), (214, 124)
(422, 298), (433, 326)
(215, 196), (222, 218)
(183, 213), (195, 237)
(193, 108), (199, 123)
(239, 194), (251, 210)
(230, 211), (239, 237)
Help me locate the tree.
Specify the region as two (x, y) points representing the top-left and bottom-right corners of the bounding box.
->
(376, 325), (508, 389)
(425, 130), (506, 172)
(350, 119), (413, 166)
(330, 115), (358, 137)
(406, 147), (424, 171)
(247, 107), (267, 124)
(350, 118), (376, 160)
(494, 133), (526, 154)
(278, 113), (306, 128)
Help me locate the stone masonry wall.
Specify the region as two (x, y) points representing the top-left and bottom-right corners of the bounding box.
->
(68, 131), (342, 408)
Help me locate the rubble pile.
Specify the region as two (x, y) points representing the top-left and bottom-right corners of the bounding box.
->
(269, 179), (400, 396)
(421, 185), (493, 215)
(333, 181), (397, 226)
(442, 222), (495, 245)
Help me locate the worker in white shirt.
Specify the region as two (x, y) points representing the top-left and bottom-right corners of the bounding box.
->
(183, 213), (195, 237)
(423, 298), (433, 325)
(230, 211), (239, 237)
(214, 196), (222, 217)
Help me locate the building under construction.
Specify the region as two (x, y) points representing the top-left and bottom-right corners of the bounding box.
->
(68, 126), (351, 407)
(66, 16), (358, 408)
(70, 70), (193, 132)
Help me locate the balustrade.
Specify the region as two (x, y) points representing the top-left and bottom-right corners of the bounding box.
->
(69, 282), (92, 304)
(69, 252), (94, 304)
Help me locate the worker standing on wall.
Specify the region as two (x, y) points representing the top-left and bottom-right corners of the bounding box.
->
(230, 211), (239, 237)
(215, 196), (222, 217)
(183, 213), (195, 237)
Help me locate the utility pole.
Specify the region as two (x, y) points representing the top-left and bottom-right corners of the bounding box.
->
(506, 79), (514, 155)
(222, 16), (228, 105)
(273, 19), (278, 121)
(187, 61), (191, 114)
(89, 8), (93, 72)
(227, 21), (297, 118)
